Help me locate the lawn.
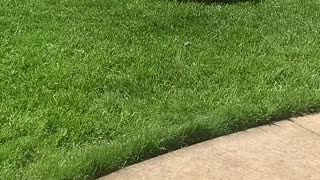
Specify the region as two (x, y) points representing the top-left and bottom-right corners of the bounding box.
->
(1, 0), (320, 179)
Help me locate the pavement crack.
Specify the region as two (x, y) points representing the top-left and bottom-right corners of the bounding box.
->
(292, 121), (320, 138)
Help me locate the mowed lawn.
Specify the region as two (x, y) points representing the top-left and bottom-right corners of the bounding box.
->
(1, 0), (320, 179)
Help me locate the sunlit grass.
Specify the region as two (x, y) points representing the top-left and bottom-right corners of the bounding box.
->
(1, 0), (320, 179)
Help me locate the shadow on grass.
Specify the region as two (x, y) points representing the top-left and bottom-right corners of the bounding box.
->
(177, 0), (261, 4)
(93, 103), (320, 179)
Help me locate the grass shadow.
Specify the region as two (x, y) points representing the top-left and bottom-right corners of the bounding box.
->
(94, 104), (320, 179)
(177, 0), (261, 5)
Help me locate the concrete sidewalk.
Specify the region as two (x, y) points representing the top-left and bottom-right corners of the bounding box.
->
(99, 114), (320, 180)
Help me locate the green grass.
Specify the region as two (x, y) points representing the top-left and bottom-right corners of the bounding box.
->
(1, 0), (320, 179)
